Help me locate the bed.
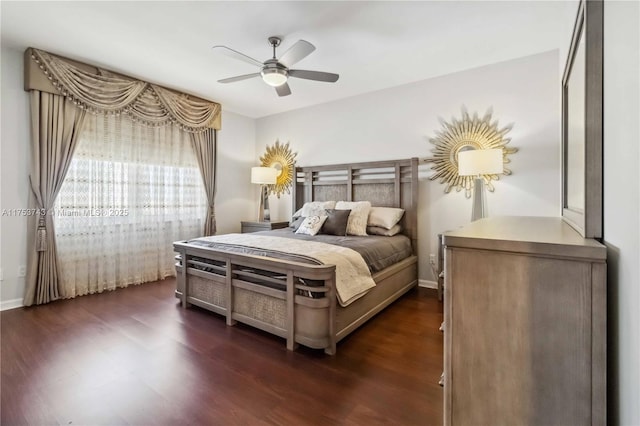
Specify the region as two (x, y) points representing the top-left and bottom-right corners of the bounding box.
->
(173, 158), (419, 354)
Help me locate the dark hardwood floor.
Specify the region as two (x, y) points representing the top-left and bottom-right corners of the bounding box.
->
(1, 278), (443, 425)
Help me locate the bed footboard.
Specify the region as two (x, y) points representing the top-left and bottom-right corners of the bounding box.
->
(174, 241), (338, 354)
(174, 241), (418, 354)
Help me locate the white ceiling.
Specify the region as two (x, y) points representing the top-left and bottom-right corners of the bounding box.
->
(1, 1), (577, 119)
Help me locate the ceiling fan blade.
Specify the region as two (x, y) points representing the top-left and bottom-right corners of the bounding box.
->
(218, 73), (261, 83)
(289, 69), (339, 83)
(275, 82), (292, 97)
(212, 45), (263, 68)
(279, 40), (315, 67)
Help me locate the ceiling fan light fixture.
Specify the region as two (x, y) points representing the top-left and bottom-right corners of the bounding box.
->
(261, 68), (288, 87)
(214, 37), (338, 96)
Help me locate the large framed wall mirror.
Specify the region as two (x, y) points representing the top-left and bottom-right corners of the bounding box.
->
(562, 0), (603, 239)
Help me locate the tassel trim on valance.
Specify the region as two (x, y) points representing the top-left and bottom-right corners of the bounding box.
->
(27, 48), (221, 133)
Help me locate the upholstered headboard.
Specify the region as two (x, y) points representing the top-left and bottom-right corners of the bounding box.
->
(293, 158), (419, 253)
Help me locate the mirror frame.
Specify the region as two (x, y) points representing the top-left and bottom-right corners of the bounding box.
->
(561, 0), (603, 239)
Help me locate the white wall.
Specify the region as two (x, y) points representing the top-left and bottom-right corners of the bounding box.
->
(603, 1), (640, 424)
(0, 46), (31, 309)
(257, 50), (561, 282)
(215, 110), (258, 234)
(0, 45), (257, 307)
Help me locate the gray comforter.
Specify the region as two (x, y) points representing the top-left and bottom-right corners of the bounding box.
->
(249, 228), (413, 273)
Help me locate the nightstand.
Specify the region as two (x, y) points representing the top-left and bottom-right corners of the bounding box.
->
(241, 221), (289, 233)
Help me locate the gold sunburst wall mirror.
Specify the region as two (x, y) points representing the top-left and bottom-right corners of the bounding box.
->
(425, 107), (517, 198)
(260, 140), (297, 198)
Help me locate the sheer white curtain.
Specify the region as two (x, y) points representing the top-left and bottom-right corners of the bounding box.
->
(54, 113), (207, 298)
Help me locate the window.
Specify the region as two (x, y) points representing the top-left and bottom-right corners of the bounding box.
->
(54, 114), (207, 297)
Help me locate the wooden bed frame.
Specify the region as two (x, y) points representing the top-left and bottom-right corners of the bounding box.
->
(174, 158), (419, 354)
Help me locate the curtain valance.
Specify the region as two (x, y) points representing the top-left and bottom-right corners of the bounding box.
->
(24, 48), (221, 131)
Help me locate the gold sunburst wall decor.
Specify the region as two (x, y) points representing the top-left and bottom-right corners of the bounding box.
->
(425, 107), (517, 198)
(260, 140), (297, 198)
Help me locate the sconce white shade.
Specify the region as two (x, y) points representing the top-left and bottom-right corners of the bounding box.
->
(251, 167), (278, 184)
(458, 149), (504, 176)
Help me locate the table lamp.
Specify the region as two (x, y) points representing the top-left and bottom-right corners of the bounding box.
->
(457, 148), (503, 221)
(251, 166), (278, 222)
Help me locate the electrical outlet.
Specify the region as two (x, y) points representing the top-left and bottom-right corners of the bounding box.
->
(18, 265), (26, 277)
(429, 254), (436, 265)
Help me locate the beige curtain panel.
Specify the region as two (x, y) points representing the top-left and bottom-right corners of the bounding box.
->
(24, 91), (87, 306)
(25, 48), (221, 132)
(190, 129), (218, 236)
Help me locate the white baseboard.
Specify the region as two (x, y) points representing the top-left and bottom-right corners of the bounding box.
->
(418, 279), (438, 289)
(1, 298), (24, 311)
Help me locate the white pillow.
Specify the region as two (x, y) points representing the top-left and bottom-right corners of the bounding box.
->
(292, 201), (336, 218)
(335, 201), (371, 236)
(295, 215), (327, 236)
(367, 224), (403, 236)
(367, 207), (405, 230)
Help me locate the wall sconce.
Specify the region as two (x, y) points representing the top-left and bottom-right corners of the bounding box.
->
(425, 107), (517, 197)
(259, 140), (297, 198)
(458, 148), (504, 221)
(251, 167), (278, 222)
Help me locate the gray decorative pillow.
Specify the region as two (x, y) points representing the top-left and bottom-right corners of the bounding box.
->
(295, 215), (328, 236)
(367, 224), (403, 236)
(289, 216), (306, 232)
(320, 209), (351, 236)
(335, 201), (371, 236)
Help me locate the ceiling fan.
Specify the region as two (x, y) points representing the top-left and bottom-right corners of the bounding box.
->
(213, 37), (339, 97)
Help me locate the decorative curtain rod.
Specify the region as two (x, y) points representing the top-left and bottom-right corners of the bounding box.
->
(24, 47), (221, 131)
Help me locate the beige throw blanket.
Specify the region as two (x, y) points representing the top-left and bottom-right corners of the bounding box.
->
(195, 234), (376, 306)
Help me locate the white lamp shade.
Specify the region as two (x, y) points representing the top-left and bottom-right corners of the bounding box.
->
(251, 166), (278, 184)
(458, 148), (504, 176)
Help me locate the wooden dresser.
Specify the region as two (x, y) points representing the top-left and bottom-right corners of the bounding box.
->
(442, 216), (606, 426)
